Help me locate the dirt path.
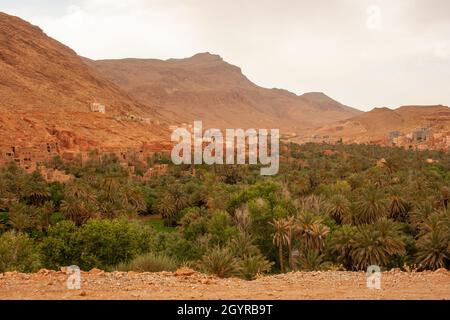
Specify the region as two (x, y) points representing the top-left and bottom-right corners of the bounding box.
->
(0, 269), (449, 300)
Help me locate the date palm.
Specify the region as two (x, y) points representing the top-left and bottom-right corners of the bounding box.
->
(331, 224), (357, 269)
(7, 203), (37, 232)
(388, 194), (409, 222)
(60, 197), (97, 226)
(296, 211), (330, 253)
(270, 217), (292, 272)
(415, 230), (449, 270)
(326, 194), (350, 224)
(415, 210), (450, 270)
(354, 186), (388, 224)
(350, 219), (405, 270)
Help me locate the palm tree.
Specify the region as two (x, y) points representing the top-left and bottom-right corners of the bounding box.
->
(331, 224), (357, 269)
(415, 209), (450, 270)
(373, 218), (407, 257)
(123, 187), (146, 212)
(270, 218), (291, 272)
(300, 194), (326, 216)
(354, 186), (388, 224)
(439, 186), (450, 209)
(388, 187), (409, 222)
(350, 220), (405, 270)
(326, 194), (350, 224)
(350, 226), (389, 270)
(295, 211), (330, 253)
(60, 197), (97, 226)
(415, 230), (449, 270)
(286, 216), (296, 270)
(7, 204), (36, 232)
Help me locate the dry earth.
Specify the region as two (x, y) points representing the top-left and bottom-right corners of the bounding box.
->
(0, 268), (449, 300)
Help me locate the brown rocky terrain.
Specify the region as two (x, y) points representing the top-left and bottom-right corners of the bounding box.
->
(296, 105), (450, 147)
(85, 54), (361, 133)
(0, 269), (449, 300)
(0, 12), (171, 166)
(1, 10), (449, 165)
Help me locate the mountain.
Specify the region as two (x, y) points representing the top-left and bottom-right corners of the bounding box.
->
(0, 12), (170, 166)
(302, 105), (450, 145)
(85, 53), (362, 134)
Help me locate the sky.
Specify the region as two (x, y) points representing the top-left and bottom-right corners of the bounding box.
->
(1, 0), (449, 111)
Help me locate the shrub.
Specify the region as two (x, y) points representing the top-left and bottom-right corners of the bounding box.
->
(240, 254), (273, 280)
(199, 247), (242, 278)
(40, 219), (155, 270)
(40, 220), (80, 269)
(117, 252), (178, 272)
(76, 219), (154, 270)
(0, 231), (40, 273)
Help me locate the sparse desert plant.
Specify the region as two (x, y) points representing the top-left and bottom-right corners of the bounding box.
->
(117, 252), (178, 272)
(239, 254), (273, 280)
(199, 247), (242, 278)
(296, 250), (327, 271)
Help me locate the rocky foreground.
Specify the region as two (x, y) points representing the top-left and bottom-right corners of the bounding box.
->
(0, 268), (449, 300)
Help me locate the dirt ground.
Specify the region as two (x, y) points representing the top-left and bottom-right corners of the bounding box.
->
(0, 268), (449, 300)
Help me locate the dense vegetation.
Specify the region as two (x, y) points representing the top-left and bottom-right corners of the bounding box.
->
(0, 143), (449, 278)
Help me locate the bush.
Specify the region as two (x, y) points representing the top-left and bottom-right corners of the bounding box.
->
(240, 254), (273, 280)
(151, 231), (204, 262)
(199, 247), (242, 278)
(77, 219), (155, 270)
(40, 220), (80, 270)
(117, 252), (178, 272)
(40, 219), (155, 270)
(0, 231), (40, 273)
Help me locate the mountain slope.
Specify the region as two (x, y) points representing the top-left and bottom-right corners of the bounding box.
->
(305, 105), (450, 143)
(0, 12), (169, 163)
(85, 53), (362, 133)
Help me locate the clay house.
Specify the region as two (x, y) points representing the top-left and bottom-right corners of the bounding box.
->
(90, 102), (106, 113)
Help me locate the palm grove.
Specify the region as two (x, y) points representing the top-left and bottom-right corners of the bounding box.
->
(0, 143), (449, 279)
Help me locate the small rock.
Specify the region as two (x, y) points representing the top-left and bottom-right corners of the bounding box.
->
(434, 268), (448, 274)
(4, 271), (18, 277)
(80, 291), (87, 297)
(38, 268), (52, 275)
(174, 268), (196, 277)
(89, 268), (104, 275)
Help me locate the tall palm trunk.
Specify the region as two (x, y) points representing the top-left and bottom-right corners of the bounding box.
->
(278, 245), (284, 273)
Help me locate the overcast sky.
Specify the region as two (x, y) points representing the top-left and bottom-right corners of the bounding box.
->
(1, 0), (449, 111)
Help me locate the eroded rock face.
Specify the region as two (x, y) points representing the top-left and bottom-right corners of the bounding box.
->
(296, 105), (450, 150)
(85, 55), (361, 133)
(0, 12), (171, 166)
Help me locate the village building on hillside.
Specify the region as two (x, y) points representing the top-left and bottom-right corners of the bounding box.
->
(90, 102), (106, 113)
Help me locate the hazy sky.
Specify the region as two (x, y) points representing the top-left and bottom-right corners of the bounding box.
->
(1, 0), (449, 111)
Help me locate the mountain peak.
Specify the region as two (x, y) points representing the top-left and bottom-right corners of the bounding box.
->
(190, 52), (223, 61)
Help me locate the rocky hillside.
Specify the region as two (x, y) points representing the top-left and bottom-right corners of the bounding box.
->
(300, 105), (450, 144)
(85, 53), (362, 133)
(0, 12), (170, 162)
